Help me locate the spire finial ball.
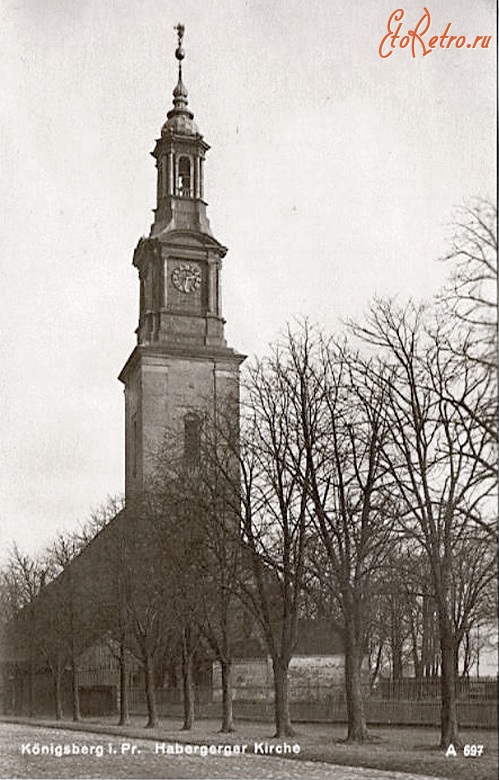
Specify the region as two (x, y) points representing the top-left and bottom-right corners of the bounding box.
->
(174, 23), (185, 61)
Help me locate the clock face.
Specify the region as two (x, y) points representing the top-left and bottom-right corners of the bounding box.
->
(171, 263), (201, 294)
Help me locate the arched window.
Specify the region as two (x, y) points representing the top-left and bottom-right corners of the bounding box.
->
(184, 413), (201, 465)
(178, 156), (192, 197)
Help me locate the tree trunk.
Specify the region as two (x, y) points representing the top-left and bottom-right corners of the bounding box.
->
(439, 618), (461, 748)
(71, 658), (81, 721)
(28, 646), (35, 717)
(219, 659), (234, 733)
(391, 635), (404, 682)
(54, 672), (63, 721)
(144, 652), (158, 728)
(272, 657), (294, 737)
(410, 619), (422, 681)
(421, 594), (433, 677)
(181, 647), (195, 731)
(118, 639), (130, 726)
(344, 635), (369, 742)
(390, 601), (404, 681)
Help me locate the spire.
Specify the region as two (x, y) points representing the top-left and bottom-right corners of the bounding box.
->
(171, 23), (189, 113)
(162, 23), (197, 135)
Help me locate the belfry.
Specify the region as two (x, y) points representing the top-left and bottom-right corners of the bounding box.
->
(119, 25), (244, 500)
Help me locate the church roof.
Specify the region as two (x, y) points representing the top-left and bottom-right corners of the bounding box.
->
(231, 619), (344, 659)
(294, 619), (345, 656)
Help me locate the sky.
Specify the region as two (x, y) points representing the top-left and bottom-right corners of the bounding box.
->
(0, 0), (496, 561)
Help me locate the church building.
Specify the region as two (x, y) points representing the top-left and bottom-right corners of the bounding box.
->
(2, 26), (346, 722)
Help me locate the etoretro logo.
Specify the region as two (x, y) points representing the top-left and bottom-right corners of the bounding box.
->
(379, 8), (492, 59)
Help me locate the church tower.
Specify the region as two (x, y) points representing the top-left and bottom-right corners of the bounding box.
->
(119, 25), (244, 500)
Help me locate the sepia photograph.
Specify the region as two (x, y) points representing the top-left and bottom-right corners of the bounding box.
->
(0, 1), (497, 779)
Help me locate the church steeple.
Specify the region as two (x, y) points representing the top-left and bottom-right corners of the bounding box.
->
(119, 26), (244, 501)
(151, 24), (212, 237)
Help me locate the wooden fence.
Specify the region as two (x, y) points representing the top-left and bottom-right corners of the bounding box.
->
(127, 681), (498, 729)
(4, 673), (497, 729)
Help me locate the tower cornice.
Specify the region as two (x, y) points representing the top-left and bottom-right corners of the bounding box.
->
(134, 233), (227, 264)
(152, 133), (210, 158)
(119, 343), (246, 386)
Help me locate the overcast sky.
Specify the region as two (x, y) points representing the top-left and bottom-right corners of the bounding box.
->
(0, 0), (496, 561)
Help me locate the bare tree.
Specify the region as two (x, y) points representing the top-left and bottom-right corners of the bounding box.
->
(352, 297), (496, 748)
(440, 199), (497, 363)
(235, 343), (313, 738)
(438, 199), (497, 481)
(80, 497), (131, 726)
(45, 498), (129, 725)
(449, 525), (497, 677)
(163, 508), (205, 733)
(35, 585), (70, 720)
(287, 328), (394, 742)
(185, 403), (261, 734)
(367, 544), (416, 684)
(1, 547), (47, 716)
(196, 473), (244, 733)
(45, 532), (85, 722)
(76, 494), (125, 545)
(123, 497), (176, 729)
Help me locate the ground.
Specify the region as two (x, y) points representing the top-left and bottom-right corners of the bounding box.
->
(0, 717), (496, 780)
